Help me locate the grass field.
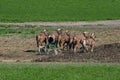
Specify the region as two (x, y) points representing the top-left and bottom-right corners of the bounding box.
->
(0, 63), (120, 80)
(0, 25), (120, 41)
(0, 0), (120, 22)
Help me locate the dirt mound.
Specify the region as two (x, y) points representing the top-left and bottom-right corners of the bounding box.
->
(34, 43), (120, 63)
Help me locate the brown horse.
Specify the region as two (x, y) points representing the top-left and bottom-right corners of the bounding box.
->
(58, 30), (71, 50)
(71, 31), (90, 52)
(48, 28), (62, 48)
(82, 33), (96, 52)
(36, 29), (48, 54)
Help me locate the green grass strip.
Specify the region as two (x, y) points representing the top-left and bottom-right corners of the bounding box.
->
(0, 63), (120, 80)
(0, 0), (120, 22)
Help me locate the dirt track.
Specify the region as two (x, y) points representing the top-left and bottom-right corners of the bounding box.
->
(0, 20), (120, 63)
(0, 20), (120, 27)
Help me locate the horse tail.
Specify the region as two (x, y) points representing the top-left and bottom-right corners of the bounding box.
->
(36, 35), (39, 47)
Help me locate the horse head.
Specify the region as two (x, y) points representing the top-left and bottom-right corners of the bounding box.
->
(56, 28), (62, 35)
(42, 29), (48, 36)
(83, 31), (90, 38)
(65, 30), (71, 36)
(90, 33), (96, 41)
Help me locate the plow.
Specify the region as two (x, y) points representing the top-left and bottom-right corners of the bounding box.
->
(38, 43), (61, 55)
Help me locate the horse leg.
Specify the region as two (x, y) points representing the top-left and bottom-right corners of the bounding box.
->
(68, 43), (71, 50)
(58, 40), (61, 49)
(38, 46), (41, 54)
(73, 44), (79, 53)
(38, 45), (45, 54)
(82, 40), (89, 53)
(73, 47), (77, 53)
(61, 41), (65, 50)
(83, 44), (89, 53)
(56, 41), (59, 48)
(56, 39), (60, 48)
(85, 46), (89, 52)
(71, 43), (75, 52)
(66, 42), (69, 51)
(44, 46), (47, 54)
(90, 44), (94, 52)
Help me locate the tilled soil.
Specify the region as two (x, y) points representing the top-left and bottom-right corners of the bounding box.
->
(29, 43), (120, 63)
(0, 43), (120, 63)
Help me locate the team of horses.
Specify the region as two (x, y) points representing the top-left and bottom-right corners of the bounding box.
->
(36, 29), (96, 54)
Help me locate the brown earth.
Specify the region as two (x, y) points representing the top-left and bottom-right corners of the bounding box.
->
(0, 42), (120, 63)
(37, 43), (120, 63)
